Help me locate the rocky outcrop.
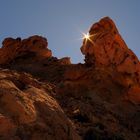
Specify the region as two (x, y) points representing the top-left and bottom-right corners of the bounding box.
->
(0, 17), (140, 140)
(0, 35), (52, 65)
(0, 69), (81, 140)
(81, 17), (140, 76)
(0, 36), (71, 83)
(81, 17), (140, 104)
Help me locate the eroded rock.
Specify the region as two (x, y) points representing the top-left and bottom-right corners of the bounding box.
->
(0, 17), (140, 140)
(0, 70), (81, 140)
(81, 17), (140, 104)
(81, 17), (140, 74)
(0, 35), (52, 64)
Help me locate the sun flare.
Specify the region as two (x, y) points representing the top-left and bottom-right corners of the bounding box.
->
(82, 33), (90, 40)
(81, 32), (95, 46)
(84, 33), (90, 39)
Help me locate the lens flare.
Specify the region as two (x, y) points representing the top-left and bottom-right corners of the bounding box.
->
(82, 32), (95, 45)
(83, 33), (90, 40)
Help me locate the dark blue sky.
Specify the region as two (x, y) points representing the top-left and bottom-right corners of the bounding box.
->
(0, 0), (140, 63)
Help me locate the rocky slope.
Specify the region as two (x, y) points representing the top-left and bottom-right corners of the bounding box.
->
(0, 17), (140, 140)
(0, 69), (80, 140)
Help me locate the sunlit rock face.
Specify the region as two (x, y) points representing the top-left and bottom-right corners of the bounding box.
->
(81, 17), (140, 104)
(0, 35), (52, 64)
(0, 35), (72, 80)
(0, 69), (81, 140)
(81, 17), (139, 70)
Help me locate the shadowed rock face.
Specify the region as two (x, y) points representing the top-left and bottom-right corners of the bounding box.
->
(0, 17), (140, 140)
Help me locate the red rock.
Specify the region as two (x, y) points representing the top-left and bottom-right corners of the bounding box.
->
(0, 114), (15, 136)
(0, 69), (81, 140)
(0, 35), (52, 64)
(0, 17), (140, 140)
(126, 86), (140, 104)
(81, 17), (140, 103)
(59, 57), (71, 65)
(81, 17), (140, 74)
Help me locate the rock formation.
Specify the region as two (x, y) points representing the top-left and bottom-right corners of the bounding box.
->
(0, 69), (80, 140)
(0, 35), (52, 65)
(0, 17), (140, 140)
(81, 17), (140, 104)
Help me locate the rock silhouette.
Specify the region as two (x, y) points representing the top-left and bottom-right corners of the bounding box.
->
(0, 17), (140, 140)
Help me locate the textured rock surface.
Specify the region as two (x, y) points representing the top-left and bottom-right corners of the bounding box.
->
(56, 64), (140, 140)
(0, 17), (140, 140)
(0, 69), (81, 140)
(81, 17), (140, 104)
(81, 17), (140, 76)
(0, 35), (52, 64)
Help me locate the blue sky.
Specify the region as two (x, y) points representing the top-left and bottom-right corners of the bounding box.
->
(0, 0), (140, 63)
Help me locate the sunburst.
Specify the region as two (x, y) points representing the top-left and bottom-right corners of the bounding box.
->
(82, 33), (90, 40)
(82, 32), (95, 45)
